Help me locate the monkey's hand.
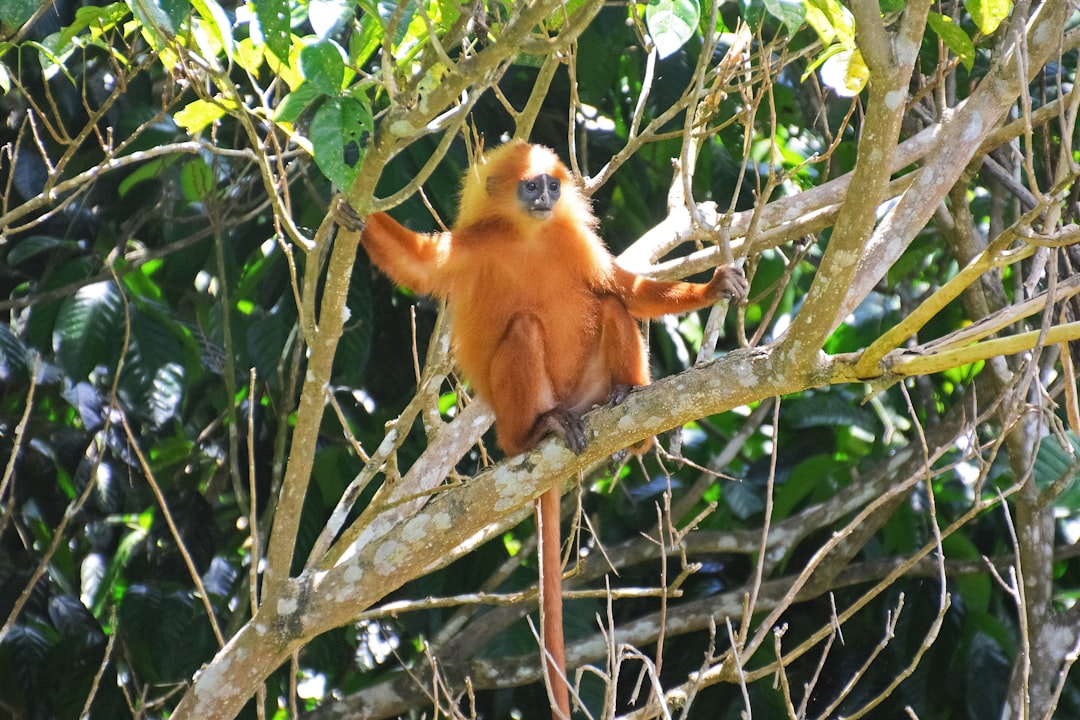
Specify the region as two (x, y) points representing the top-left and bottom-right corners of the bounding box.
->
(536, 407), (587, 455)
(706, 264), (749, 302)
(333, 196), (366, 232)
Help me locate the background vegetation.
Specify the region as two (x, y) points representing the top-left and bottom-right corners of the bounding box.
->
(1, 0), (1078, 718)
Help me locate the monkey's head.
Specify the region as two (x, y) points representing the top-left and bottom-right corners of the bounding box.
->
(457, 140), (594, 230)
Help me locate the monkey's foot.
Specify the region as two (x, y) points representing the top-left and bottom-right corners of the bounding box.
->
(536, 407), (586, 455)
(607, 384), (640, 406)
(333, 196), (366, 232)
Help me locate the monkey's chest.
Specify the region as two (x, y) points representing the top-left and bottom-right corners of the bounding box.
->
(448, 278), (605, 391)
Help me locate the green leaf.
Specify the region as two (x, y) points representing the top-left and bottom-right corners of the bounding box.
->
(964, 0), (1012, 35)
(31, 34), (78, 85)
(1034, 432), (1080, 510)
(252, 0), (292, 62)
(118, 157), (169, 197)
(0, 323), (28, 381)
(763, 0), (807, 34)
(0, 0), (43, 29)
(300, 40), (346, 96)
(127, 0), (190, 38)
(275, 83), (322, 123)
(942, 532), (991, 612)
(59, 3), (132, 48)
(88, 526), (147, 617)
(775, 455), (839, 520)
(310, 96), (372, 190)
(348, 11), (384, 68)
(378, 0), (418, 45)
(723, 479), (765, 520)
(645, 0), (701, 59)
(786, 393), (874, 430)
(54, 281), (126, 380)
(927, 12), (976, 71)
(246, 310), (290, 385)
(180, 156), (215, 202)
(6, 235), (79, 266)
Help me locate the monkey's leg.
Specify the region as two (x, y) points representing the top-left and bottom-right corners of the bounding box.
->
(596, 297), (656, 455)
(596, 296), (650, 404)
(488, 313), (572, 717)
(489, 313), (585, 455)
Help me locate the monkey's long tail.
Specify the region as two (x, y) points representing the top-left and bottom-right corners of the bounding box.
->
(538, 487), (570, 719)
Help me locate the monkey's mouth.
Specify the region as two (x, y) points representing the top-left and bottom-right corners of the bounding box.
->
(530, 208), (553, 220)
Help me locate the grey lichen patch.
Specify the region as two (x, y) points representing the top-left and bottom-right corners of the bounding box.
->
(277, 596), (298, 615)
(374, 540), (407, 576)
(194, 654), (241, 702)
(401, 513), (438, 543)
(431, 511), (452, 530)
(494, 469), (534, 512)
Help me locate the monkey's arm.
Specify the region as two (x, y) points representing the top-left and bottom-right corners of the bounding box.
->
(612, 264), (747, 319)
(360, 212), (450, 295)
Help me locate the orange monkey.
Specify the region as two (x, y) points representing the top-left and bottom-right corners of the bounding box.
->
(357, 140), (747, 717)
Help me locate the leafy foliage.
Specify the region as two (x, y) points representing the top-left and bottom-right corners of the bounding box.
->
(0, 0), (1078, 719)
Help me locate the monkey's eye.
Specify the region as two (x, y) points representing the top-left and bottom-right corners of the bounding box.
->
(524, 181), (538, 193)
(549, 180), (560, 193)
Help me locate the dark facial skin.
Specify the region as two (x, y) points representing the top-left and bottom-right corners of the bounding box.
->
(518, 173), (561, 219)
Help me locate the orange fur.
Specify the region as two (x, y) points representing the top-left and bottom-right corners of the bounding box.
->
(359, 139), (746, 717)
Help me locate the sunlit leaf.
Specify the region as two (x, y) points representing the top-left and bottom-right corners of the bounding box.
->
(965, 0), (1012, 35)
(646, 0), (700, 59)
(59, 3), (132, 48)
(190, 0), (234, 60)
(310, 0), (355, 39)
(127, 0), (189, 36)
(174, 97), (232, 135)
(235, 36), (265, 74)
(819, 47), (869, 96)
(804, 0), (854, 45)
(252, 0), (291, 62)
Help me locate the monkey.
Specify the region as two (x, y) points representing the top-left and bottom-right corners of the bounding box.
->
(356, 139), (747, 717)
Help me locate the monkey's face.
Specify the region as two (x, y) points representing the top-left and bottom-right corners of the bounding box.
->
(518, 173), (561, 220)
